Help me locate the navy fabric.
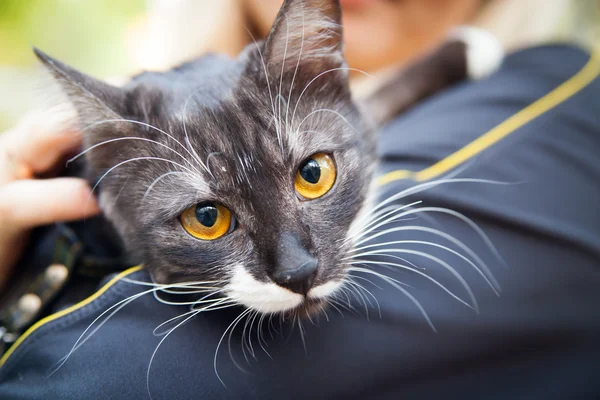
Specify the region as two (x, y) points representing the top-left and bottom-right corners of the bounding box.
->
(1, 45), (599, 400)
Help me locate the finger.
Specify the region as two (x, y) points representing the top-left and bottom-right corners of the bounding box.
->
(0, 178), (101, 229)
(0, 106), (81, 182)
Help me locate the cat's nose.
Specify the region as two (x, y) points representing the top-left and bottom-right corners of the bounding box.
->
(270, 232), (318, 296)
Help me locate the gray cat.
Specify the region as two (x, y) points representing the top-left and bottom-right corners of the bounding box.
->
(35, 0), (501, 317)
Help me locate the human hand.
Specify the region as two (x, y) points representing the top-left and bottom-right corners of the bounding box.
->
(0, 107), (101, 289)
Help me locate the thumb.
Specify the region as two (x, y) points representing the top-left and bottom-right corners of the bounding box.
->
(0, 178), (101, 229)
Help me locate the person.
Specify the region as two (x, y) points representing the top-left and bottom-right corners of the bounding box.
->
(1, 0), (600, 398)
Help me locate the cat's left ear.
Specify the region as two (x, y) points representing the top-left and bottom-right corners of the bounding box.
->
(261, 0), (346, 77)
(33, 48), (127, 126)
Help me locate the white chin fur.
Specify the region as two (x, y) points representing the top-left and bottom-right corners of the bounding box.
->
(308, 280), (343, 299)
(450, 26), (504, 80)
(225, 265), (343, 314)
(226, 265), (303, 313)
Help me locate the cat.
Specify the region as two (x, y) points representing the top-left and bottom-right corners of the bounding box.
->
(33, 0), (502, 318)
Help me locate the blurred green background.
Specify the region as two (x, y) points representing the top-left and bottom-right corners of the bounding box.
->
(0, 0), (146, 131)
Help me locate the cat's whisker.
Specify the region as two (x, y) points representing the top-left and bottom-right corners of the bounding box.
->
(240, 309), (257, 363)
(120, 277), (220, 286)
(294, 108), (360, 137)
(151, 288), (225, 307)
(153, 297), (234, 336)
(347, 252), (423, 271)
(147, 298), (239, 399)
(343, 279), (370, 317)
(353, 207), (505, 276)
(349, 255), (478, 312)
(349, 239), (500, 294)
(146, 308), (203, 400)
(77, 118), (209, 174)
(67, 136), (202, 176)
(403, 206), (507, 268)
(372, 178), (512, 216)
(256, 312), (272, 360)
(249, 310), (261, 360)
(343, 201), (423, 245)
(352, 201), (422, 235)
(347, 267), (437, 332)
(90, 156), (195, 204)
(333, 285), (360, 316)
(284, 2), (305, 137)
(214, 308), (254, 386)
(277, 14), (291, 150)
(225, 308), (255, 378)
(291, 67), (371, 126)
(244, 27), (278, 138)
(181, 90), (213, 176)
(143, 171), (189, 202)
(320, 304), (330, 322)
(325, 298), (346, 317)
(47, 280), (204, 377)
(297, 315), (307, 354)
(352, 277), (383, 318)
(345, 278), (381, 318)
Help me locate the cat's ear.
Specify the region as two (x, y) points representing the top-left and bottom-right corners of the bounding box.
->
(34, 48), (127, 126)
(262, 0), (345, 76)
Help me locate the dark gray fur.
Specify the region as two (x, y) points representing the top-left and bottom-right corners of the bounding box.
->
(36, 0), (377, 303)
(35, 0), (471, 314)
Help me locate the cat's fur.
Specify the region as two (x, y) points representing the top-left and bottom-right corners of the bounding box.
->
(35, 0), (500, 316)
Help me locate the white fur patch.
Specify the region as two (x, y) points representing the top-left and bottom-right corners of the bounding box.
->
(226, 265), (303, 313)
(450, 26), (504, 80)
(308, 280), (343, 299)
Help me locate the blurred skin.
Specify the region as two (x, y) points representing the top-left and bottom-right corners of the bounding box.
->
(0, 0), (481, 288)
(244, 0), (482, 74)
(0, 109), (100, 289)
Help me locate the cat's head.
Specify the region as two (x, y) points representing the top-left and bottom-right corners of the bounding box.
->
(38, 0), (377, 316)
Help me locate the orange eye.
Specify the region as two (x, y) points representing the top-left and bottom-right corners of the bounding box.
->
(180, 202), (234, 240)
(295, 153), (336, 200)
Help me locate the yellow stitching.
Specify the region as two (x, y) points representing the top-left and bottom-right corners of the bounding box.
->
(0, 265), (143, 368)
(377, 49), (600, 186)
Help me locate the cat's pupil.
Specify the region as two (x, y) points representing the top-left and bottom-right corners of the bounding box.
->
(300, 159), (321, 184)
(195, 204), (218, 227)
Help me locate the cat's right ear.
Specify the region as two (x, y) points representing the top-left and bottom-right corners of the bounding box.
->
(260, 0), (345, 77)
(34, 48), (127, 128)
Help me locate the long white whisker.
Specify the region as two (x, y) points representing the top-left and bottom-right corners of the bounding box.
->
(78, 118), (208, 173)
(153, 297), (233, 336)
(348, 259), (475, 311)
(67, 136), (202, 175)
(143, 171), (188, 201)
(147, 309), (202, 400)
(360, 248), (479, 311)
(180, 91), (213, 176)
(244, 27), (277, 134)
(349, 239), (500, 294)
(348, 267), (436, 332)
(291, 67), (371, 125)
(214, 308), (254, 387)
(344, 201), (422, 245)
(277, 14), (290, 150)
(295, 108), (360, 137)
(285, 2), (305, 133)
(372, 178), (513, 216)
(47, 280), (205, 376)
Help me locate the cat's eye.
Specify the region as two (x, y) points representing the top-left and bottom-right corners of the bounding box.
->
(295, 153), (336, 200)
(180, 202), (235, 240)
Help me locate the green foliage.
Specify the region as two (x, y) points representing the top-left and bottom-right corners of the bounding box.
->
(0, 0), (145, 77)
